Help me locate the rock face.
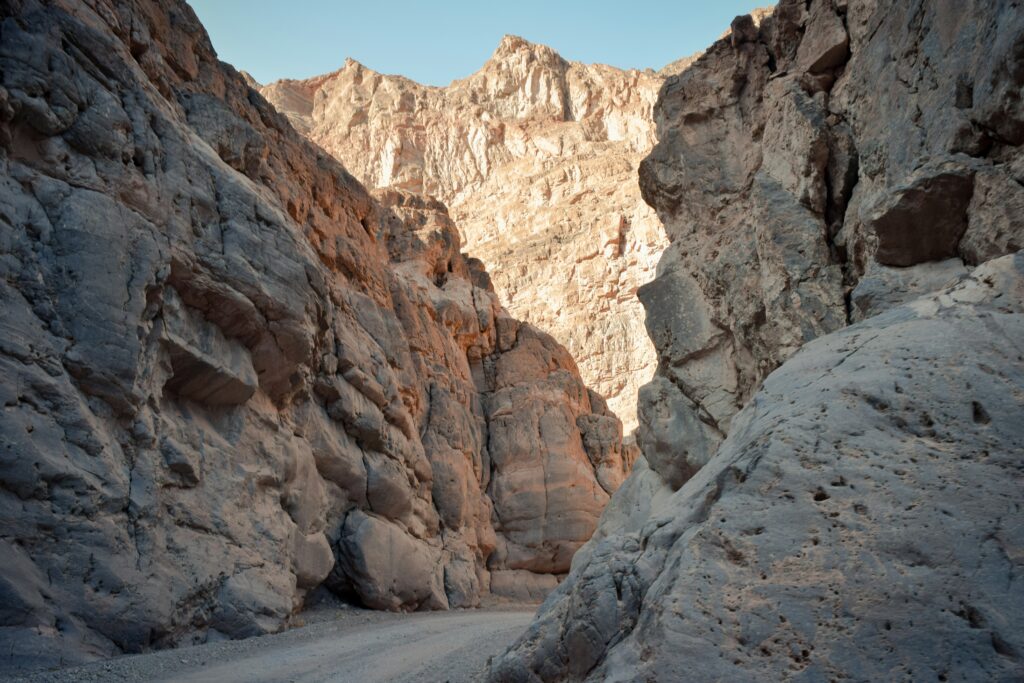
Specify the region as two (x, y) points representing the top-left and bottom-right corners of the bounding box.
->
(493, 255), (1024, 682)
(0, 0), (627, 673)
(260, 37), (669, 432)
(492, 1), (1024, 680)
(630, 0), (1024, 483)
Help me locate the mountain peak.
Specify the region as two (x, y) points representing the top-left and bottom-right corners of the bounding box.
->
(487, 33), (565, 69)
(495, 34), (533, 53)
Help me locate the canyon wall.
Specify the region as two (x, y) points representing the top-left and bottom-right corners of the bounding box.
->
(491, 1), (1024, 680)
(261, 38), (669, 432)
(0, 0), (628, 673)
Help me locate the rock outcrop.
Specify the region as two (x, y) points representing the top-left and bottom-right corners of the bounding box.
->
(0, 0), (628, 673)
(492, 1), (1024, 680)
(260, 38), (669, 432)
(493, 254), (1024, 682)
(630, 0), (1024, 483)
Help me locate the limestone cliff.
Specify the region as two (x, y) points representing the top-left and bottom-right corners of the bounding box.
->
(491, 1), (1024, 680)
(0, 0), (628, 672)
(260, 37), (668, 432)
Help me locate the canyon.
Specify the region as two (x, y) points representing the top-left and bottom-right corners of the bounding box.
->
(1, 0), (1023, 681)
(259, 36), (670, 433)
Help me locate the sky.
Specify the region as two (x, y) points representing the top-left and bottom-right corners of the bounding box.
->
(186, 1), (766, 87)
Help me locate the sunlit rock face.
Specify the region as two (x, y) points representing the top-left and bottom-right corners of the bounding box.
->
(0, 0), (629, 673)
(490, 1), (1024, 680)
(261, 37), (670, 433)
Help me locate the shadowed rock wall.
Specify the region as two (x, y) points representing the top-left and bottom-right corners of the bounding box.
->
(0, 0), (628, 673)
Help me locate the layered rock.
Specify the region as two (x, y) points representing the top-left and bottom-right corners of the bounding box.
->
(260, 37), (669, 432)
(492, 1), (1024, 679)
(0, 0), (628, 673)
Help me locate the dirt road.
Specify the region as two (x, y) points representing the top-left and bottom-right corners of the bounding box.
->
(13, 607), (535, 683)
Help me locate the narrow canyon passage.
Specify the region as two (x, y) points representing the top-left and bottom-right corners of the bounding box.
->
(2, 0), (1023, 681)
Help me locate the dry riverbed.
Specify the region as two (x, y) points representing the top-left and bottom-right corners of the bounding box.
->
(9, 605), (536, 683)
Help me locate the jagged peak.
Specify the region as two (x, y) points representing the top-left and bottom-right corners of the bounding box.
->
(487, 33), (565, 67)
(495, 34), (534, 53)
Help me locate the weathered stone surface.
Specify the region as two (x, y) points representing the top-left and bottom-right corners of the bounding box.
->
(962, 164), (1024, 264)
(635, 376), (720, 490)
(337, 510), (448, 611)
(850, 258), (968, 322)
(0, 0), (626, 673)
(492, 253), (1024, 683)
(493, 1), (1024, 679)
(261, 37), (669, 432)
(489, 570), (560, 603)
(159, 287), (259, 405)
(869, 166), (976, 267)
(632, 0), (1024, 471)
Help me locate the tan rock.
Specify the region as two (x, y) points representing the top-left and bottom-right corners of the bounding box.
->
(261, 37), (669, 432)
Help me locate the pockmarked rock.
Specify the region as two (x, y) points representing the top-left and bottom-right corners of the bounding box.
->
(491, 254), (1024, 682)
(492, 0), (1024, 679)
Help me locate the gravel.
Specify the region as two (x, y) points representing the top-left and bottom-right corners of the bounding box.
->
(8, 604), (536, 683)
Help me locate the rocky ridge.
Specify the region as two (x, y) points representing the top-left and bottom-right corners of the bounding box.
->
(491, 0), (1024, 680)
(0, 0), (629, 673)
(260, 37), (669, 432)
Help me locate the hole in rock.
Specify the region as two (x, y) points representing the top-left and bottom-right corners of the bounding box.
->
(972, 401), (991, 425)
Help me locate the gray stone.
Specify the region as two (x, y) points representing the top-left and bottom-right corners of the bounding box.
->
(291, 530), (335, 589)
(159, 288), (258, 406)
(489, 570), (560, 603)
(869, 166), (976, 267)
(0, 1), (628, 674)
(795, 0), (849, 74)
(491, 254), (1024, 682)
(850, 258), (968, 322)
(962, 167), (1024, 265)
(636, 376), (721, 490)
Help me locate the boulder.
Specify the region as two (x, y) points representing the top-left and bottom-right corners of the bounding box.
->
(337, 511), (448, 612)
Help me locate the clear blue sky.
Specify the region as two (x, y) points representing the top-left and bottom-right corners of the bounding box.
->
(186, 1), (766, 86)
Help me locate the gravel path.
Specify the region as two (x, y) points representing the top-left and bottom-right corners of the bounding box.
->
(10, 607), (535, 683)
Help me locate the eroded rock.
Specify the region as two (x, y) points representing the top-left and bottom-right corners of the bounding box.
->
(492, 1), (1024, 679)
(492, 255), (1024, 682)
(261, 37), (669, 432)
(0, 0), (626, 673)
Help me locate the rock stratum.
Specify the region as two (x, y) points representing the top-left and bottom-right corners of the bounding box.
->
(261, 37), (670, 432)
(492, 1), (1024, 680)
(0, 0), (631, 673)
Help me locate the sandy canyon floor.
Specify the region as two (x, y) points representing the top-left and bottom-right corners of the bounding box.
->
(10, 606), (535, 683)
